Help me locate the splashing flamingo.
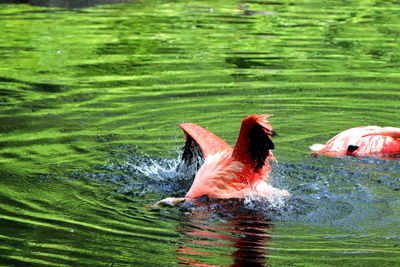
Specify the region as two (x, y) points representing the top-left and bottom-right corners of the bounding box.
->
(155, 114), (290, 206)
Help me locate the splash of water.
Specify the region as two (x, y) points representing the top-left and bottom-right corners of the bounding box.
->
(69, 147), (400, 232)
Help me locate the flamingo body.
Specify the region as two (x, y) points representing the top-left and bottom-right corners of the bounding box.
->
(310, 126), (400, 157)
(179, 114), (287, 199)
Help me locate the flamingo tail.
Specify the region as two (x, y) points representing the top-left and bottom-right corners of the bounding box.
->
(309, 143), (327, 152)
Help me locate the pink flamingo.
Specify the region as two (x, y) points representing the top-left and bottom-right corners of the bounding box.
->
(310, 126), (400, 158)
(155, 114), (290, 206)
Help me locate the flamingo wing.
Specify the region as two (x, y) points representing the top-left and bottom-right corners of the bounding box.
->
(362, 127), (400, 139)
(179, 123), (232, 159)
(232, 114), (276, 172)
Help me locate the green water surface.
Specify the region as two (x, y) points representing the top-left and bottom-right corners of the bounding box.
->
(1, 0), (400, 266)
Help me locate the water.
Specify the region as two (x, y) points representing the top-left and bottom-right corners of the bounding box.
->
(1, 0), (400, 265)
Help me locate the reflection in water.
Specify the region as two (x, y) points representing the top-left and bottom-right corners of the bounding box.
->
(177, 199), (273, 267)
(4, 0), (130, 8)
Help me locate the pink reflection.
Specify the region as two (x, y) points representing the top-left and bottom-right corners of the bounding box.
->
(176, 200), (272, 266)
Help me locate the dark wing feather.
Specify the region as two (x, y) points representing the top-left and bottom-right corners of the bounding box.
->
(232, 114), (275, 173)
(180, 135), (204, 172)
(248, 124), (275, 171)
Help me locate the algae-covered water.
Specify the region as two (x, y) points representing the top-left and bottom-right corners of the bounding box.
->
(1, 0), (399, 266)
